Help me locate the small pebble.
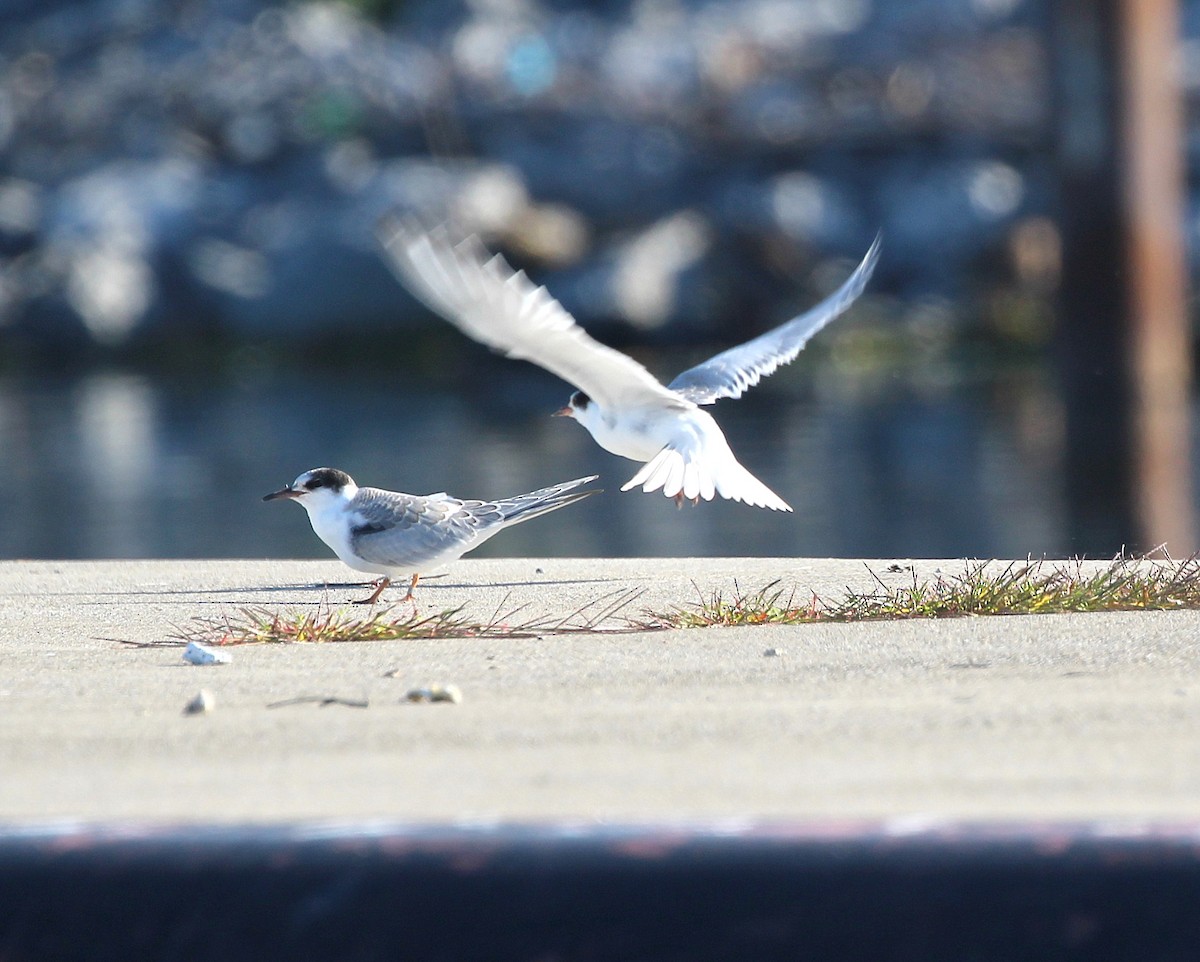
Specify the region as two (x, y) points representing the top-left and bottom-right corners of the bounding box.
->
(535, 567), (544, 575)
(763, 647), (784, 658)
(183, 690), (215, 715)
(404, 684), (462, 705)
(183, 641), (231, 666)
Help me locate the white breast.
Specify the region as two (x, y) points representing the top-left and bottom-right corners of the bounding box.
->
(577, 403), (693, 462)
(303, 500), (388, 575)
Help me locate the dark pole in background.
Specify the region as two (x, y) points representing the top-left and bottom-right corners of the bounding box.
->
(1051, 0), (1193, 556)
(1120, 0), (1194, 554)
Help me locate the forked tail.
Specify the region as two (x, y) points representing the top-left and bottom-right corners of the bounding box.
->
(621, 447), (792, 512)
(497, 475), (601, 525)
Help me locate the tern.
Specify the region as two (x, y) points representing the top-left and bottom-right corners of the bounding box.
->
(378, 219), (880, 511)
(264, 468), (599, 604)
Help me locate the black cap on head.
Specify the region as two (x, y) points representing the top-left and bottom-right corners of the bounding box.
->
(264, 467), (354, 502)
(300, 467), (354, 492)
(570, 391), (591, 410)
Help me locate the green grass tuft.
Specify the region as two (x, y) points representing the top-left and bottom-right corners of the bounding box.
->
(643, 555), (1200, 629)
(143, 588), (645, 647)
(117, 556), (1200, 649)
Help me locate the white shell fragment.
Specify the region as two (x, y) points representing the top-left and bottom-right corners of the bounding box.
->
(183, 641), (232, 666)
(183, 689), (215, 715)
(404, 684), (462, 705)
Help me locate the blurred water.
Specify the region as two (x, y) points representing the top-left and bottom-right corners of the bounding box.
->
(0, 352), (1073, 561)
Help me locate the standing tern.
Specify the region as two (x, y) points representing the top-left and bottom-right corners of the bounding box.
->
(264, 468), (599, 603)
(378, 219), (881, 512)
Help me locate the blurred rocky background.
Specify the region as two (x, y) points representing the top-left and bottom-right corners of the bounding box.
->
(0, 0), (1055, 355)
(0, 0), (1192, 560)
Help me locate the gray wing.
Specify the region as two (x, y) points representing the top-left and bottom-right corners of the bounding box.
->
(348, 488), (502, 568)
(667, 233), (881, 405)
(377, 218), (688, 413)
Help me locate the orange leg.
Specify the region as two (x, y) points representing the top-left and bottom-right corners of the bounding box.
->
(354, 576), (391, 605)
(402, 572), (420, 601)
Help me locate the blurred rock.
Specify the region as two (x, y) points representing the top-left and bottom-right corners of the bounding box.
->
(0, 0), (1063, 352)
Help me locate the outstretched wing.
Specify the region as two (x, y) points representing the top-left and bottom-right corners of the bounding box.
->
(667, 233), (880, 405)
(377, 218), (688, 413)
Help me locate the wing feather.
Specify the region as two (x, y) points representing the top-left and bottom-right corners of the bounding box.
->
(378, 218), (686, 412)
(668, 233), (880, 405)
(348, 488), (496, 569)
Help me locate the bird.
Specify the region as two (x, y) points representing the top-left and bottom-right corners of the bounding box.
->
(263, 467), (599, 604)
(376, 218), (880, 512)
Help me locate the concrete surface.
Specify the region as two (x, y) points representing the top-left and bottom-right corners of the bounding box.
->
(0, 558), (1197, 823)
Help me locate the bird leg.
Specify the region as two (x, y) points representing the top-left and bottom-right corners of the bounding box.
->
(403, 572), (420, 601)
(354, 576), (391, 605)
(673, 493), (701, 508)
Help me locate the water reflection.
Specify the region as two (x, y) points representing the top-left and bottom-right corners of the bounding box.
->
(0, 352), (1093, 561)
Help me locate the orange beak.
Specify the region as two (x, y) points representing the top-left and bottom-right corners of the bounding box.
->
(552, 405), (573, 418)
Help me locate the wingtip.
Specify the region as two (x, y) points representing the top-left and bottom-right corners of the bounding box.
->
(373, 209), (398, 237)
(853, 231), (882, 285)
(857, 230), (883, 277)
(866, 229), (883, 263)
(374, 213), (472, 254)
(373, 209), (416, 247)
(823, 229), (881, 305)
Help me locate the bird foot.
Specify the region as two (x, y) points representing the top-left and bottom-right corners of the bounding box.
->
(353, 577), (391, 605)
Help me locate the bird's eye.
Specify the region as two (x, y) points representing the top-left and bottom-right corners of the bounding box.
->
(572, 391), (591, 409)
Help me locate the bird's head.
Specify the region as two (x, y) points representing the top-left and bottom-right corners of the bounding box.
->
(553, 390), (593, 422)
(263, 467), (357, 510)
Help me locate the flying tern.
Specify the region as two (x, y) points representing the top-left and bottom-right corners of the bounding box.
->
(378, 219), (880, 512)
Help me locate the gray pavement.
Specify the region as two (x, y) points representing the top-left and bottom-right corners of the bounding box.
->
(1, 558), (1198, 823)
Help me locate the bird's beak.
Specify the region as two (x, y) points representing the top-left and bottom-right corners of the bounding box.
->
(262, 486), (301, 502)
(552, 405), (573, 418)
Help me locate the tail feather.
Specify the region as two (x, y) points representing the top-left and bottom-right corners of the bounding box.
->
(621, 448), (791, 511)
(622, 448), (678, 496)
(642, 454), (676, 494)
(664, 457), (685, 498)
(496, 475), (600, 525)
(682, 462), (702, 501)
(718, 463), (792, 511)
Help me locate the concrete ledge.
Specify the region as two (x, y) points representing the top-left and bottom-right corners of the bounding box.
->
(1, 558), (1198, 822)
